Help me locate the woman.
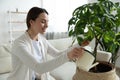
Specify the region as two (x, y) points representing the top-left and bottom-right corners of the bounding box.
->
(7, 7), (85, 80)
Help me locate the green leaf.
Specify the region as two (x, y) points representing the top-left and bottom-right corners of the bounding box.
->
(115, 32), (120, 45)
(77, 37), (84, 45)
(68, 17), (76, 26)
(103, 31), (115, 43)
(84, 28), (94, 41)
(68, 29), (74, 37)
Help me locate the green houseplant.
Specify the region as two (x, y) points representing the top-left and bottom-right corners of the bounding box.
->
(68, 0), (120, 65)
(68, 0), (120, 80)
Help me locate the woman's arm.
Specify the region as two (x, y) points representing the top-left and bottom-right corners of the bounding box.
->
(12, 42), (69, 74)
(12, 41), (84, 75)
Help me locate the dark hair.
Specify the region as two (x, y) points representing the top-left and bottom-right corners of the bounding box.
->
(26, 7), (48, 29)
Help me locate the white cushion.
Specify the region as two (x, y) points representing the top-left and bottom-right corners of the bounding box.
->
(50, 62), (76, 80)
(0, 44), (12, 74)
(0, 45), (11, 57)
(96, 50), (112, 62)
(48, 37), (74, 50)
(0, 57), (12, 74)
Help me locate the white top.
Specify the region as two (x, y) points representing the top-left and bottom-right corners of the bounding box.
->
(32, 40), (43, 62)
(7, 32), (69, 80)
(32, 40), (43, 80)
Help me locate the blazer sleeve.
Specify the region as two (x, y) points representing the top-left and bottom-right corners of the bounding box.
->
(12, 40), (69, 74)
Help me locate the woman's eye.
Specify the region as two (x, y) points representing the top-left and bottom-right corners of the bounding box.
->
(41, 20), (45, 23)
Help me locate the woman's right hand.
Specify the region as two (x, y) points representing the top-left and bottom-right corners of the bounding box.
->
(67, 47), (84, 61)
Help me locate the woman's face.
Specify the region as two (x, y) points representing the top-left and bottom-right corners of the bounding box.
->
(30, 12), (49, 34)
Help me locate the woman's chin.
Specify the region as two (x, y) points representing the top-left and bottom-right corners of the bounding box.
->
(40, 31), (45, 34)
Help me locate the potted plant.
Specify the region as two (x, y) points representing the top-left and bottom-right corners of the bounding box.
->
(68, 0), (120, 80)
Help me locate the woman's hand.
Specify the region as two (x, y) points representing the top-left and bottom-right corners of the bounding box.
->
(67, 48), (84, 60)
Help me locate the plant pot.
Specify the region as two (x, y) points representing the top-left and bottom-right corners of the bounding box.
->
(73, 62), (119, 80)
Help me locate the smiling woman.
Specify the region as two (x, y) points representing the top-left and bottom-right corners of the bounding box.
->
(6, 7), (86, 80)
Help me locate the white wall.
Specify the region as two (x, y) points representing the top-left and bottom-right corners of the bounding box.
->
(0, 0), (41, 44)
(0, 0), (88, 44)
(43, 0), (88, 32)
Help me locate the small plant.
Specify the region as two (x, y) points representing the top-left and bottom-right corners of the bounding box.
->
(68, 0), (120, 65)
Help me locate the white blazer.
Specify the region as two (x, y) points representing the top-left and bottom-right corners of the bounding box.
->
(7, 32), (69, 80)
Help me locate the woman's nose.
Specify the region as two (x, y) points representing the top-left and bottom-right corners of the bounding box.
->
(44, 22), (48, 28)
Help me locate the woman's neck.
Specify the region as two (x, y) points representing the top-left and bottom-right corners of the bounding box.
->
(27, 29), (38, 41)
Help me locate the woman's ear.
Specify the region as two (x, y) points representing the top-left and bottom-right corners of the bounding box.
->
(29, 19), (34, 26)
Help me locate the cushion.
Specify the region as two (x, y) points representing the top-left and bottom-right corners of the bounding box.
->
(0, 57), (12, 74)
(48, 37), (74, 50)
(0, 45), (11, 57)
(0, 44), (12, 74)
(96, 50), (112, 62)
(50, 62), (76, 80)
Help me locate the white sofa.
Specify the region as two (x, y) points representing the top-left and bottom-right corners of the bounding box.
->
(0, 43), (10, 80)
(0, 37), (120, 80)
(0, 37), (77, 80)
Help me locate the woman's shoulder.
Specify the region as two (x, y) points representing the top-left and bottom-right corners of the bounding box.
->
(13, 33), (30, 45)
